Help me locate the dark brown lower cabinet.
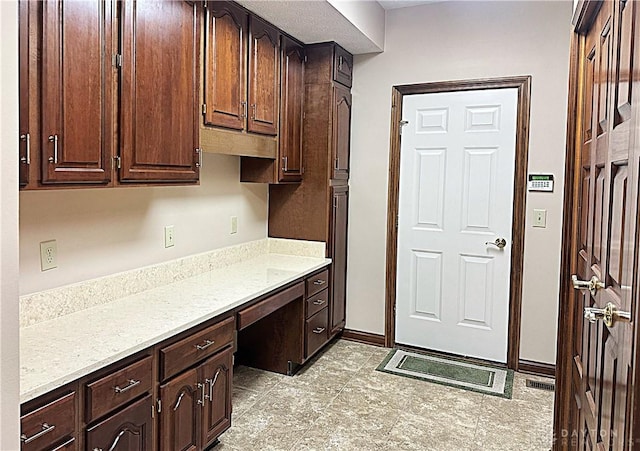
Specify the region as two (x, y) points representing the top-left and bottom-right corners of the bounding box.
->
(330, 185), (349, 334)
(86, 395), (153, 451)
(159, 347), (233, 451)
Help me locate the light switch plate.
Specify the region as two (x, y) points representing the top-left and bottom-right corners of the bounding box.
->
(40, 240), (57, 271)
(164, 225), (175, 248)
(533, 209), (547, 228)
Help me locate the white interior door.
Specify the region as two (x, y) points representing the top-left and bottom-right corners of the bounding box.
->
(395, 88), (519, 363)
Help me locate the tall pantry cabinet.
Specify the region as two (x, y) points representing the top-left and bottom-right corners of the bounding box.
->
(269, 42), (353, 341)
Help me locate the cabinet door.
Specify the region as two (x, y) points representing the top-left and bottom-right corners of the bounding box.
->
(204, 1), (247, 131)
(19, 0), (30, 187)
(278, 37), (305, 183)
(85, 396), (152, 451)
(120, 0), (200, 183)
(199, 347), (233, 447)
(331, 85), (352, 180)
(159, 369), (200, 451)
(329, 185), (349, 334)
(41, 0), (114, 185)
(333, 45), (353, 89)
(247, 17), (279, 136)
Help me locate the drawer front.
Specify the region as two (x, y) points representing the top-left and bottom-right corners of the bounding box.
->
(333, 46), (353, 88)
(161, 316), (235, 381)
(85, 355), (152, 423)
(305, 307), (329, 358)
(306, 269), (329, 297)
(21, 392), (76, 451)
(305, 288), (328, 319)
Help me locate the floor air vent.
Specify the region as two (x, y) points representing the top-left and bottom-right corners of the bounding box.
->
(526, 379), (555, 391)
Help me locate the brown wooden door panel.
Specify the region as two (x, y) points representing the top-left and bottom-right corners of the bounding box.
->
(329, 185), (348, 334)
(19, 0), (31, 187)
(85, 395), (153, 451)
(120, 0), (199, 183)
(332, 85), (351, 180)
(200, 348), (233, 446)
(204, 1), (247, 131)
(41, 0), (113, 184)
(159, 368), (199, 451)
(278, 37), (305, 182)
(247, 17), (279, 136)
(333, 45), (353, 89)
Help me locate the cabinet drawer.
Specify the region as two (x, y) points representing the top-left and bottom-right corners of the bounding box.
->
(85, 356), (152, 423)
(306, 288), (328, 319)
(21, 392), (76, 451)
(306, 269), (329, 297)
(161, 316), (235, 381)
(305, 307), (329, 358)
(333, 45), (353, 88)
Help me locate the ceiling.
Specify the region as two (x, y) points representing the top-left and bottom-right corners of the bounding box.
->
(237, 0), (441, 55)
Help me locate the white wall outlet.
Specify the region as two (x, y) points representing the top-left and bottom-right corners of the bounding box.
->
(533, 209), (547, 228)
(164, 225), (175, 248)
(230, 216), (238, 234)
(40, 240), (57, 271)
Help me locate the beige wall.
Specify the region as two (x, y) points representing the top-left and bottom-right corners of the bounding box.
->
(1, 1), (21, 448)
(347, 1), (571, 364)
(20, 155), (268, 295)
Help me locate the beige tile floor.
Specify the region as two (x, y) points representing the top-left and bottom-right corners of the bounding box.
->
(217, 339), (555, 451)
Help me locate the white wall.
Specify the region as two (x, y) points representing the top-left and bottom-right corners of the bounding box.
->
(347, 1), (571, 364)
(327, 0), (386, 51)
(20, 155), (268, 295)
(0, 1), (21, 449)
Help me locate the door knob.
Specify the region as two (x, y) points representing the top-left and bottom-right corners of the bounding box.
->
(572, 274), (605, 296)
(584, 302), (631, 327)
(485, 238), (507, 249)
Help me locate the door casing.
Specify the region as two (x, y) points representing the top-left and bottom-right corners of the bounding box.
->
(384, 76), (531, 370)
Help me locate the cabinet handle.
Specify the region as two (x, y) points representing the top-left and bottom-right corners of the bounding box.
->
(48, 134), (59, 164)
(251, 104), (256, 120)
(93, 427), (130, 451)
(240, 101), (247, 119)
(195, 148), (202, 168)
(313, 279), (325, 285)
(282, 156), (288, 172)
(206, 368), (221, 402)
(195, 339), (215, 351)
(20, 133), (30, 165)
(21, 423), (56, 444)
(197, 382), (206, 406)
(338, 55), (343, 71)
(312, 327), (326, 334)
(312, 299), (325, 306)
(173, 392), (186, 411)
(114, 378), (141, 394)
(334, 156), (339, 171)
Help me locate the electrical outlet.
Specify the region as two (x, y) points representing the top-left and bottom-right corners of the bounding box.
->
(230, 216), (238, 234)
(40, 240), (57, 271)
(164, 225), (175, 248)
(533, 209), (547, 228)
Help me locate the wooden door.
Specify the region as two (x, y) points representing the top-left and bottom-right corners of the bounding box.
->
(41, 0), (113, 185)
(159, 369), (199, 451)
(203, 1), (247, 131)
(566, 1), (638, 449)
(85, 396), (152, 451)
(278, 37), (305, 183)
(331, 84), (351, 180)
(120, 0), (200, 183)
(19, 0), (31, 187)
(247, 17), (279, 136)
(199, 348), (232, 447)
(329, 185), (349, 334)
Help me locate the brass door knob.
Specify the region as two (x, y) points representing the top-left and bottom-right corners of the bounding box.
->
(584, 302), (631, 327)
(572, 275), (605, 296)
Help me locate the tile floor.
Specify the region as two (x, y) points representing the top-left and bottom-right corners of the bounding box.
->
(217, 339), (555, 451)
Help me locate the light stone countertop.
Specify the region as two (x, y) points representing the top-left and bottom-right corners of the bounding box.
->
(20, 253), (330, 403)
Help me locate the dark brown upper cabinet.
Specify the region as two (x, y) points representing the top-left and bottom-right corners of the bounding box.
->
(18, 0), (31, 187)
(40, 0), (114, 185)
(333, 45), (353, 88)
(119, 0), (200, 183)
(247, 17), (280, 136)
(203, 1), (248, 131)
(277, 37), (305, 183)
(332, 84), (352, 180)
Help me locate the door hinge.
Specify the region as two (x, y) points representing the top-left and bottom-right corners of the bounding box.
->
(304, 55), (308, 63)
(112, 53), (122, 68)
(113, 155), (121, 169)
(333, 197), (338, 209)
(202, 104), (207, 115)
(399, 120), (409, 135)
(156, 398), (162, 414)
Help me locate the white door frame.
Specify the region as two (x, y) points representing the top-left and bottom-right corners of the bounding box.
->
(384, 76), (532, 371)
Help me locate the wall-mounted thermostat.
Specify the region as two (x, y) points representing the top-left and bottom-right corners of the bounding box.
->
(528, 174), (554, 192)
